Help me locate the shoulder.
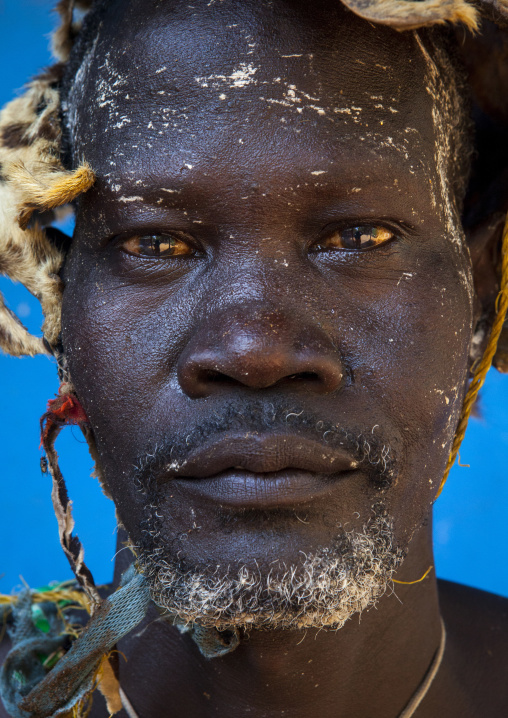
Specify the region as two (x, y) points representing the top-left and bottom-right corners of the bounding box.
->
(437, 579), (508, 716)
(438, 578), (508, 644)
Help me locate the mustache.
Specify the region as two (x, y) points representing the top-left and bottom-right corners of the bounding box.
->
(133, 401), (396, 491)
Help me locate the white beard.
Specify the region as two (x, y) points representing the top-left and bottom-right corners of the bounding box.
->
(137, 507), (404, 632)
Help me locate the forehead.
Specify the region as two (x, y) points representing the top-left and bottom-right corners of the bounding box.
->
(66, 0), (451, 219)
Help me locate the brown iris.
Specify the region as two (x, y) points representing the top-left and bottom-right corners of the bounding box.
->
(316, 225), (394, 251)
(122, 234), (194, 257)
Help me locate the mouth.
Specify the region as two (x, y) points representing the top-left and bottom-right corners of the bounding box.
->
(158, 433), (359, 509)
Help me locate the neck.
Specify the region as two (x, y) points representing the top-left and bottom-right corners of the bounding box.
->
(114, 521), (442, 718)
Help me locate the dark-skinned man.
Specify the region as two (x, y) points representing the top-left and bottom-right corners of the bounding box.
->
(1, 1), (508, 717)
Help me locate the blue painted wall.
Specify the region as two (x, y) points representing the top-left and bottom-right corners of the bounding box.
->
(0, 0), (507, 597)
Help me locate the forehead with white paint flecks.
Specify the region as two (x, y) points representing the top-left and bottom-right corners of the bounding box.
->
(64, 3), (467, 233)
(69, 35), (429, 162)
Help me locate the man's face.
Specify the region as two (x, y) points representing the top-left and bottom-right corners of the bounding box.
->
(62, 0), (474, 626)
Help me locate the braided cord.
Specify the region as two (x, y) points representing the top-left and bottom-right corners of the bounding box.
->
(437, 214), (508, 498)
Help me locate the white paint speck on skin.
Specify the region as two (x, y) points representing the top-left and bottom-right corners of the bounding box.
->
(195, 62), (258, 89)
(229, 62), (258, 87)
(119, 196), (144, 203)
(113, 117), (131, 129)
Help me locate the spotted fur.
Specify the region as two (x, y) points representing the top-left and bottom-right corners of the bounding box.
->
(0, 66), (94, 357)
(53, 0), (94, 62)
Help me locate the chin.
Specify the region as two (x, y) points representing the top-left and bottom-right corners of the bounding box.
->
(135, 502), (405, 631)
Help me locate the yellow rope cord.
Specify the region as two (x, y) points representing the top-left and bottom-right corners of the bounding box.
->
(393, 566), (433, 585)
(436, 214), (508, 498)
(0, 587), (91, 612)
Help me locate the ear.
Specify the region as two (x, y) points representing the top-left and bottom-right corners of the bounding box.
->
(465, 213), (507, 370)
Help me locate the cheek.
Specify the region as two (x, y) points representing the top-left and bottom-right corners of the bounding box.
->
(351, 245), (473, 505)
(60, 256), (204, 482)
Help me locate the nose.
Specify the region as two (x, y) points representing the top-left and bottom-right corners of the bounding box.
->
(177, 304), (344, 398)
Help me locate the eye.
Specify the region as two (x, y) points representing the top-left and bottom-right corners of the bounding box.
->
(120, 233), (195, 258)
(314, 225), (394, 252)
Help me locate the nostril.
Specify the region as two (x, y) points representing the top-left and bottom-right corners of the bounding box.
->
(288, 372), (320, 381)
(202, 370), (239, 384)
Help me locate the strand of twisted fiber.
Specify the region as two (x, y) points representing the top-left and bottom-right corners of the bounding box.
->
(392, 565), (433, 585)
(42, 420), (102, 610)
(340, 0), (479, 30)
(19, 572), (151, 718)
(437, 214), (508, 497)
(399, 619), (447, 718)
(119, 688), (139, 718)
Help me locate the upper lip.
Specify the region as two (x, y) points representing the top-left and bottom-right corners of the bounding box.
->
(162, 433), (358, 479)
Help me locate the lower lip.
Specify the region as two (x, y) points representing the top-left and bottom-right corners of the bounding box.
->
(172, 469), (357, 509)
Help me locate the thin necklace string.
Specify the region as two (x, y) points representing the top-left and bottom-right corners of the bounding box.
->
(399, 618), (447, 718)
(119, 619), (446, 718)
(119, 687), (138, 718)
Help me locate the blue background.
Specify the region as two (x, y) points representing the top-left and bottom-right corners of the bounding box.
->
(0, 0), (507, 597)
